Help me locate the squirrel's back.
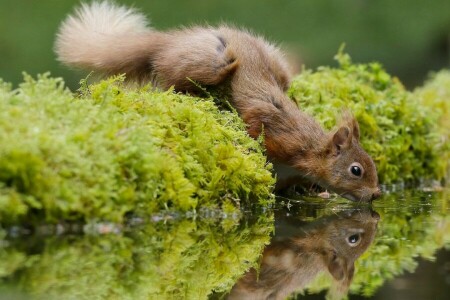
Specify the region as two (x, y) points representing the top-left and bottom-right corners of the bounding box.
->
(55, 1), (291, 89)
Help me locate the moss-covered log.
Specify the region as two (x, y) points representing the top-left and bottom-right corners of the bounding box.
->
(0, 74), (274, 224)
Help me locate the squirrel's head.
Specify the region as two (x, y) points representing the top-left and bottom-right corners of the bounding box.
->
(320, 209), (379, 295)
(319, 115), (381, 202)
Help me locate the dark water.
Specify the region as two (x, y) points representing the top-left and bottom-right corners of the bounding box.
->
(0, 189), (448, 300)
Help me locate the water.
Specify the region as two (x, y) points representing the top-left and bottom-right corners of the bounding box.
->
(0, 189), (448, 300)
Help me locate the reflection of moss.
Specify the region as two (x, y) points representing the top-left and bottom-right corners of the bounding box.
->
(0, 229), (28, 280)
(0, 214), (273, 299)
(0, 74), (274, 224)
(289, 51), (449, 184)
(304, 190), (449, 298)
(351, 190), (450, 296)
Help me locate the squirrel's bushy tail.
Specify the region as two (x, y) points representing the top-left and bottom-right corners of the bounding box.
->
(55, 1), (158, 80)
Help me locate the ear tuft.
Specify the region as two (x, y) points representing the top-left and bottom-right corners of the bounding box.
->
(328, 256), (345, 281)
(350, 117), (360, 141)
(333, 126), (351, 149)
(340, 111), (360, 141)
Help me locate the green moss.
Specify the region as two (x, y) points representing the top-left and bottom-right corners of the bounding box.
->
(0, 74), (274, 224)
(288, 50), (449, 184)
(412, 70), (450, 182)
(0, 214), (273, 300)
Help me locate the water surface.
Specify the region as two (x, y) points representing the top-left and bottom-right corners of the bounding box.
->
(0, 189), (448, 299)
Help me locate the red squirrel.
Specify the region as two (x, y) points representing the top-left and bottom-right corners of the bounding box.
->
(55, 1), (381, 202)
(227, 209), (380, 299)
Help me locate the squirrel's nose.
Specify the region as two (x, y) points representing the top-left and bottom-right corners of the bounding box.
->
(371, 210), (380, 220)
(371, 189), (382, 200)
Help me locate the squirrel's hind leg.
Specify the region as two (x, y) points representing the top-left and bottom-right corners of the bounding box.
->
(154, 28), (238, 91)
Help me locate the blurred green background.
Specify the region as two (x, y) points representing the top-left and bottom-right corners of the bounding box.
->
(0, 0), (449, 90)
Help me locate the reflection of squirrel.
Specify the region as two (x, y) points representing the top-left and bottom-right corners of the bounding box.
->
(227, 209), (380, 300)
(55, 2), (381, 201)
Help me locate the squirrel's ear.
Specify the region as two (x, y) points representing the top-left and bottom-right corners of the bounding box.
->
(350, 117), (360, 141)
(327, 254), (355, 283)
(326, 251), (345, 281)
(328, 259), (345, 281)
(332, 125), (352, 151)
(339, 111), (360, 142)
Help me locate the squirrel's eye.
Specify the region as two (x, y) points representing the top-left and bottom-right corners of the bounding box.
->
(351, 166), (361, 176)
(348, 234), (360, 245)
(349, 163), (363, 177)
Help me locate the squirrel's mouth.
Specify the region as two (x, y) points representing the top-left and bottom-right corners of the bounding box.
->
(341, 193), (358, 201)
(341, 192), (374, 202)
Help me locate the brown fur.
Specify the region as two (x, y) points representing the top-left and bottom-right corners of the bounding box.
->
(55, 2), (381, 201)
(227, 209), (380, 299)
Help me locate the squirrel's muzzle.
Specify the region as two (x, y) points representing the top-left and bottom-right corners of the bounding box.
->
(371, 188), (382, 200)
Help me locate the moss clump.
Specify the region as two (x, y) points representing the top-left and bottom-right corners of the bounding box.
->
(0, 74), (274, 224)
(412, 70), (450, 182)
(288, 50), (449, 184)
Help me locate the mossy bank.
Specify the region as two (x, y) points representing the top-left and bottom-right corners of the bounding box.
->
(0, 54), (449, 225)
(0, 75), (274, 224)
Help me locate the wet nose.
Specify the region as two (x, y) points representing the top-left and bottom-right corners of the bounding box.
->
(371, 189), (382, 200)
